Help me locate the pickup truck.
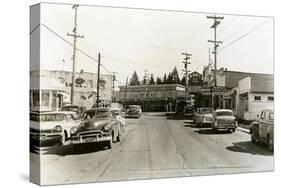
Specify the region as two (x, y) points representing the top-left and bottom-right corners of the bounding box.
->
(250, 109), (274, 151)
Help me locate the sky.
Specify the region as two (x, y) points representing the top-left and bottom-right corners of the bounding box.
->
(31, 2), (274, 87)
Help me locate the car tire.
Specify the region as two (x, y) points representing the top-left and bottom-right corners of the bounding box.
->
(232, 128), (236, 133)
(60, 132), (67, 145)
(267, 134), (273, 152)
(251, 131), (257, 143)
(107, 137), (113, 149)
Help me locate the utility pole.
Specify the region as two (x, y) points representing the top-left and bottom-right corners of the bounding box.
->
(96, 53), (101, 107)
(112, 72), (117, 102)
(207, 15), (223, 87)
(124, 77), (128, 102)
(67, 4), (84, 105)
(182, 52), (192, 102)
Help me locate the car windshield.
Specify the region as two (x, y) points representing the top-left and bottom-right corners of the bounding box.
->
(40, 114), (67, 122)
(216, 111), (233, 116)
(96, 111), (110, 118)
(200, 109), (213, 114)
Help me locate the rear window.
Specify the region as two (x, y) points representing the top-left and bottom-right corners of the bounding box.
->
(61, 107), (78, 112)
(40, 114), (67, 122)
(216, 111), (233, 116)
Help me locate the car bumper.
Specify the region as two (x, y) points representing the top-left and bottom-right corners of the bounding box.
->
(126, 114), (140, 118)
(214, 124), (237, 129)
(71, 131), (111, 144)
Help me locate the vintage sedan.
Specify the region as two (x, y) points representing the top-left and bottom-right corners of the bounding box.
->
(250, 109), (274, 151)
(126, 105), (142, 118)
(70, 108), (122, 149)
(193, 107), (214, 127)
(30, 111), (81, 147)
(211, 109), (237, 133)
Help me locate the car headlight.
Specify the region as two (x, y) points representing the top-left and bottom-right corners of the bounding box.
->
(54, 125), (62, 132)
(70, 127), (78, 135)
(104, 124), (111, 131)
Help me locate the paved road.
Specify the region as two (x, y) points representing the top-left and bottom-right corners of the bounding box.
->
(30, 112), (273, 185)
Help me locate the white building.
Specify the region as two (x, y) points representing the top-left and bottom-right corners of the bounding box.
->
(238, 75), (273, 120)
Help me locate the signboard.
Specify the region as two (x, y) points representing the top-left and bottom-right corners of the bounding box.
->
(201, 86), (225, 96)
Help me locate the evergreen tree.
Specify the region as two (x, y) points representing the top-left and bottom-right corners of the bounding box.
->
(181, 76), (186, 86)
(162, 73), (167, 84)
(167, 73), (173, 84)
(129, 71), (140, 86)
(156, 76), (162, 85)
(149, 74), (155, 85)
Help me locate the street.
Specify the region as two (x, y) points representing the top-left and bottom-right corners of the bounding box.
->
(31, 112), (273, 185)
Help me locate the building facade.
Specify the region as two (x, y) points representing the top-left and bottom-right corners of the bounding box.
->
(117, 84), (187, 112)
(238, 75), (274, 120)
(30, 70), (112, 110)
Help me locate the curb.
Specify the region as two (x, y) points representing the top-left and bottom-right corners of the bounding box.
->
(237, 126), (250, 134)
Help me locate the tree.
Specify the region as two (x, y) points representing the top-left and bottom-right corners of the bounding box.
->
(167, 73), (173, 84)
(149, 74), (155, 85)
(162, 73), (167, 84)
(156, 76), (162, 85)
(181, 76), (186, 86)
(129, 71), (140, 86)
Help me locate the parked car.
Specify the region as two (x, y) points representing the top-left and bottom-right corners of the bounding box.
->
(183, 105), (194, 117)
(61, 105), (86, 117)
(211, 109), (237, 133)
(70, 108), (123, 149)
(30, 111), (81, 147)
(126, 105), (142, 118)
(193, 107), (214, 127)
(250, 109), (274, 151)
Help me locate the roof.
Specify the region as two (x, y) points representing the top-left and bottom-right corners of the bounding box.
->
(40, 111), (77, 115)
(30, 76), (66, 91)
(85, 108), (111, 112)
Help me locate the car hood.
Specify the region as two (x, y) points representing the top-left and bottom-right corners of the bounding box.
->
(216, 116), (235, 121)
(79, 118), (111, 131)
(30, 121), (62, 131)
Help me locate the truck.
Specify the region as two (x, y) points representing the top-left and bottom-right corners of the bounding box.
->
(250, 109), (274, 151)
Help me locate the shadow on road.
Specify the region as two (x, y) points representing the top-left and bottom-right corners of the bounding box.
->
(226, 141), (273, 156)
(194, 128), (231, 135)
(31, 143), (108, 156)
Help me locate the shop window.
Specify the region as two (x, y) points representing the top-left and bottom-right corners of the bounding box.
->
(41, 91), (50, 106)
(268, 96), (274, 101)
(254, 96), (261, 101)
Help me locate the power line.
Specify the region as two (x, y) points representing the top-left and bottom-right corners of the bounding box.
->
(218, 20), (270, 51)
(41, 23), (112, 74)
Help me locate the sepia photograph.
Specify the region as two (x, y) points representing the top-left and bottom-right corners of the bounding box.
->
(30, 2), (274, 185)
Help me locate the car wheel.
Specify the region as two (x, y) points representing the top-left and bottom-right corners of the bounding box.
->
(267, 134), (273, 152)
(107, 137), (113, 149)
(60, 132), (67, 145)
(251, 131), (257, 143)
(232, 128), (236, 133)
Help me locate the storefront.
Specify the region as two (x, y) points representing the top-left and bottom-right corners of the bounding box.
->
(30, 76), (67, 112)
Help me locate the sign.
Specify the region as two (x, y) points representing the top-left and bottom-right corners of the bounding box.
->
(188, 71), (203, 86)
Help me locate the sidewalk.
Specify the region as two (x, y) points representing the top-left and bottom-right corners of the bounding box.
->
(237, 124), (251, 134)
